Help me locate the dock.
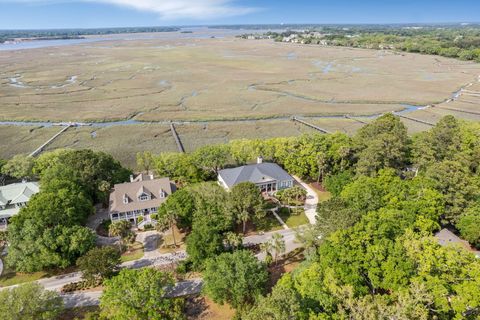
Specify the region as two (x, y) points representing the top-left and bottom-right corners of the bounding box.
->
(170, 122), (185, 153)
(395, 114), (435, 126)
(344, 115), (369, 125)
(292, 116), (330, 134)
(30, 125), (71, 157)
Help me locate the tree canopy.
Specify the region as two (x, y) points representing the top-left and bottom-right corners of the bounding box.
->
(202, 250), (268, 312)
(100, 268), (184, 320)
(0, 283), (63, 320)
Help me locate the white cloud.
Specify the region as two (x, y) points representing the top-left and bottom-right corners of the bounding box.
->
(6, 0), (259, 20)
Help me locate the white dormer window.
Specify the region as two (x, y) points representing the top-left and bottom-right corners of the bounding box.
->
(159, 190), (166, 198)
(123, 194), (129, 204)
(139, 193), (150, 201)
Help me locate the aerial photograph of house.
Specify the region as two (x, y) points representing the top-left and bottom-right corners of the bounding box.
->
(218, 157), (294, 193)
(109, 173), (175, 226)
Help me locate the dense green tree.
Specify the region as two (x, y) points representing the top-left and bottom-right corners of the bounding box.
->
(188, 182), (233, 232)
(100, 268), (184, 320)
(354, 113), (409, 176)
(192, 144), (230, 175)
(228, 182), (264, 233)
(203, 250), (268, 311)
(185, 215), (225, 269)
(315, 198), (361, 239)
(6, 183), (96, 271)
(153, 152), (203, 184)
(36, 149), (130, 202)
(425, 160), (480, 222)
(158, 188), (195, 229)
(136, 151), (154, 172)
(243, 275), (304, 320)
(77, 246), (121, 283)
(412, 115), (462, 170)
(323, 170), (354, 197)
(0, 283), (63, 320)
(1, 154), (35, 179)
(457, 202), (480, 248)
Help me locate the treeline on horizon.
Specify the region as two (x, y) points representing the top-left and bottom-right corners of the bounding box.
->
(0, 26), (180, 43)
(239, 24), (480, 62)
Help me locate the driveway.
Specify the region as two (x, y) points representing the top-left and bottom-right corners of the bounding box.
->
(292, 175), (319, 224)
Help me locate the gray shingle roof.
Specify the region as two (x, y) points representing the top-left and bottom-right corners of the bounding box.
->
(109, 177), (175, 214)
(218, 163), (293, 189)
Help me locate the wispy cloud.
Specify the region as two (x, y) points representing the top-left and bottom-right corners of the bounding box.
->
(4, 0), (260, 20)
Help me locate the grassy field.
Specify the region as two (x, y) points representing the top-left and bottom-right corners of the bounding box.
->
(0, 125), (62, 159)
(1, 35), (479, 164)
(1, 36), (479, 123)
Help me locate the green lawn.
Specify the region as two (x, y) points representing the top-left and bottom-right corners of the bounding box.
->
(120, 242), (144, 263)
(318, 191), (332, 202)
(254, 212), (283, 232)
(278, 208), (310, 228)
(0, 269), (48, 287)
(0, 265), (79, 288)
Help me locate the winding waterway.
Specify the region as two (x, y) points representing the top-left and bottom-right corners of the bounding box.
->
(0, 104), (427, 128)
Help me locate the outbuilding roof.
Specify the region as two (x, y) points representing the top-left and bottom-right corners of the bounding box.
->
(218, 162), (293, 189)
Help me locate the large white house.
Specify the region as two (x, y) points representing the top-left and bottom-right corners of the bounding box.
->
(0, 181), (40, 229)
(109, 173), (175, 225)
(218, 157), (294, 193)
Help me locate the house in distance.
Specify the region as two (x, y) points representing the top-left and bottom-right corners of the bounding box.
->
(109, 173), (175, 225)
(218, 157), (294, 193)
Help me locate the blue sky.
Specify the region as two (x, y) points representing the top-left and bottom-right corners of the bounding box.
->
(0, 0), (479, 29)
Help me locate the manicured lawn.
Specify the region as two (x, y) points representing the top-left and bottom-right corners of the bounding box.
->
(254, 212), (283, 232)
(120, 242), (144, 263)
(0, 265), (78, 288)
(278, 208), (310, 228)
(318, 191), (332, 202)
(0, 269), (48, 287)
(309, 183), (332, 202)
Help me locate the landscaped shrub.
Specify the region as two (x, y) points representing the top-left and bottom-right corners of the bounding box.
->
(150, 213), (158, 220)
(136, 216), (144, 224)
(143, 224), (154, 231)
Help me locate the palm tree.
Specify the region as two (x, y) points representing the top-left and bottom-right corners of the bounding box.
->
(239, 210), (249, 234)
(108, 220), (132, 250)
(271, 233), (286, 264)
(260, 241), (273, 265)
(225, 232), (243, 250)
(317, 153), (328, 183)
(157, 209), (179, 247)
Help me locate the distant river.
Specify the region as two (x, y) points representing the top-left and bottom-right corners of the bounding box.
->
(0, 27), (250, 51)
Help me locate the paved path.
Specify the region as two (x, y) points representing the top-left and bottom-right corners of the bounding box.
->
(292, 176), (319, 224)
(270, 209), (289, 230)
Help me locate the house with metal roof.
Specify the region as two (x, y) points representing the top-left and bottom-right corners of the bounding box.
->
(0, 181), (40, 229)
(109, 173), (175, 226)
(218, 157), (294, 193)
